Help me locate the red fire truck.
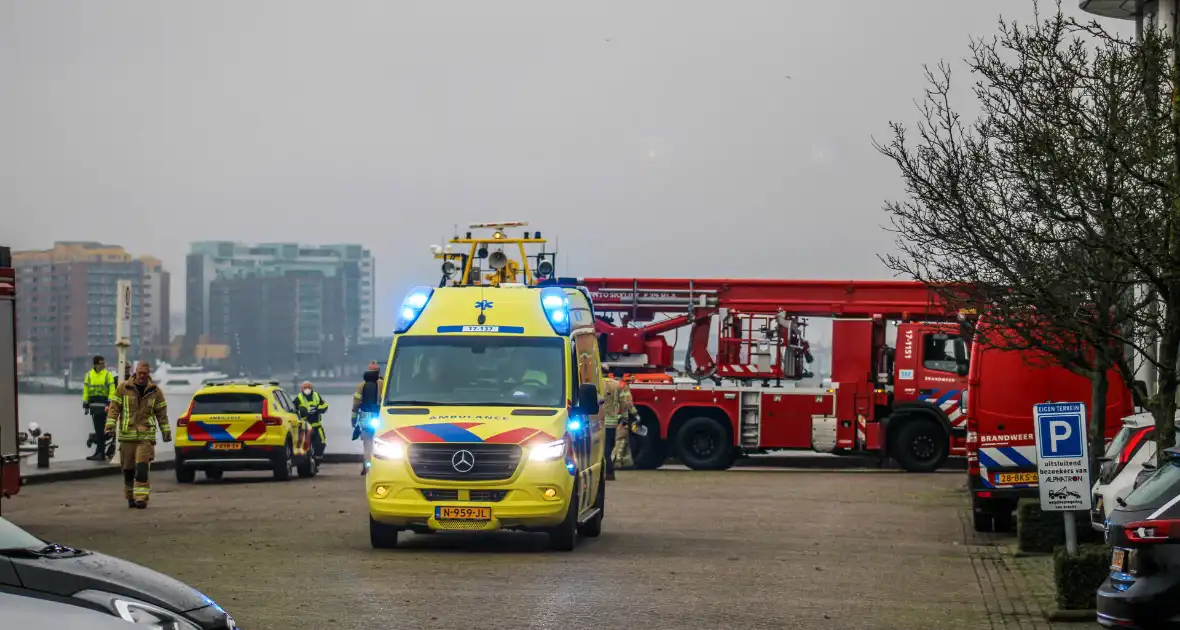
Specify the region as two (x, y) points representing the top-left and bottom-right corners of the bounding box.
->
(1, 246), (19, 498)
(542, 277), (973, 472)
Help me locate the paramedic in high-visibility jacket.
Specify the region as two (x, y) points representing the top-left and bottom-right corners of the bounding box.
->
(295, 381), (329, 461)
(82, 355), (116, 461)
(105, 361), (171, 509)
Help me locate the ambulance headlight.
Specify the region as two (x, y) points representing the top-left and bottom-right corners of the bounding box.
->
(395, 286), (434, 334)
(529, 438), (567, 462)
(373, 437), (406, 460)
(540, 287), (571, 335)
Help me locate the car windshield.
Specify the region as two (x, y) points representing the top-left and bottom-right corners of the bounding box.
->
(1122, 456), (1180, 509)
(0, 517), (46, 550)
(384, 335), (565, 407)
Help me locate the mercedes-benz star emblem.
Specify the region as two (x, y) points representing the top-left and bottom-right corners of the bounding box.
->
(451, 449), (476, 473)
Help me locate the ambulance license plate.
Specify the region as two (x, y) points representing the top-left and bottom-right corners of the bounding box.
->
(1111, 548), (1127, 572)
(996, 472), (1037, 484)
(436, 506), (491, 520)
(211, 442), (242, 451)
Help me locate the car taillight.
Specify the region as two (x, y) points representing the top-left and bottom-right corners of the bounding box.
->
(177, 400), (194, 426)
(1124, 519), (1180, 544)
(261, 399), (283, 426)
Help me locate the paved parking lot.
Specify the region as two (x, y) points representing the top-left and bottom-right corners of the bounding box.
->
(2, 465), (1089, 630)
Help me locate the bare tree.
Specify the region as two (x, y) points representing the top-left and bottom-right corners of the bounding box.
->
(875, 3), (1173, 474)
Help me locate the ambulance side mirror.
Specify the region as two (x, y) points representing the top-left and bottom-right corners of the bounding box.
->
(574, 383), (600, 416)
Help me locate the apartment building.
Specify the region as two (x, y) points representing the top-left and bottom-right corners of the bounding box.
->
(186, 241), (372, 373)
(14, 242), (170, 374)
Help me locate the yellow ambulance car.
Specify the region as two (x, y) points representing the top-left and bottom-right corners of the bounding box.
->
(366, 282), (607, 551)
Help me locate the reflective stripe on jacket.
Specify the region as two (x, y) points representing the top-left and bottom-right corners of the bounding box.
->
(82, 369), (115, 404)
(105, 381), (171, 442)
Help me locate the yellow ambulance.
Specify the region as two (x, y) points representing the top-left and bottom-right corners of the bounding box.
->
(366, 275), (608, 551)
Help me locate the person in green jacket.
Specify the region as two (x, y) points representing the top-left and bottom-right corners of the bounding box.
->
(82, 355), (116, 461)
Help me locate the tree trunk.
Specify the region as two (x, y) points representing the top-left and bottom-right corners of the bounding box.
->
(1154, 303), (1180, 464)
(1089, 367), (1110, 481)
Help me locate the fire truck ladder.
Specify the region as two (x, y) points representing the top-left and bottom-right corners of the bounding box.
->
(559, 277), (960, 380)
(739, 390), (762, 448)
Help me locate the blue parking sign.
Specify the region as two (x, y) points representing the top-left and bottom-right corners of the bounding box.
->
(1034, 403), (1085, 460)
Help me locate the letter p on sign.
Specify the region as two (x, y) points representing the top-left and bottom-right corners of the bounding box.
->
(1036, 411), (1084, 459)
(1049, 420), (1071, 452)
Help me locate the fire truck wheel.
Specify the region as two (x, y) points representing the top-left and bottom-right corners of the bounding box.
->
(892, 418), (948, 473)
(630, 417), (666, 470)
(676, 416), (734, 471)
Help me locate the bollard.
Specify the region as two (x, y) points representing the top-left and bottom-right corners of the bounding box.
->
(36, 434), (52, 469)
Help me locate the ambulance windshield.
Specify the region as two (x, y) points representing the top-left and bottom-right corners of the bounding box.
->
(384, 335), (565, 408)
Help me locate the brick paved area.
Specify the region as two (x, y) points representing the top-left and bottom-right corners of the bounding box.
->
(2, 465), (1100, 629)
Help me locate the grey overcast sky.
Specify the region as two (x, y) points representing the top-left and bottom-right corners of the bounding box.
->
(0, 1), (1130, 333)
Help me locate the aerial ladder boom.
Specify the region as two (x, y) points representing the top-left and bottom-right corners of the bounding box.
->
(543, 276), (965, 380)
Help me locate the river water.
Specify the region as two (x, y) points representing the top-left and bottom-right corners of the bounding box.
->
(17, 393), (365, 462)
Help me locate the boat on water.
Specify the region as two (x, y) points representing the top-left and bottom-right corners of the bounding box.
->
(151, 363), (230, 400)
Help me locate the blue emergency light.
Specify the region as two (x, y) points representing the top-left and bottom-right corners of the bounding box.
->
(395, 286), (434, 334)
(540, 287), (571, 335)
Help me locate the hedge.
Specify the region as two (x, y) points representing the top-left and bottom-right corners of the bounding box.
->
(1016, 499), (1099, 554)
(1053, 544), (1111, 611)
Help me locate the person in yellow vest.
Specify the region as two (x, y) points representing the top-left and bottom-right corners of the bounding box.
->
(599, 365), (622, 480)
(104, 361), (171, 508)
(295, 381), (328, 462)
(613, 378), (640, 469)
(82, 355), (116, 461)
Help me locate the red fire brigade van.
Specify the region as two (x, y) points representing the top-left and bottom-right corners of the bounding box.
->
(966, 339), (1133, 532)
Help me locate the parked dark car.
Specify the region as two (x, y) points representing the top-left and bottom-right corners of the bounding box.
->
(0, 516), (236, 629)
(1098, 446), (1180, 629)
(0, 590), (142, 628)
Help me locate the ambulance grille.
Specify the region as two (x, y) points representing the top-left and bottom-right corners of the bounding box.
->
(434, 519), (489, 531)
(419, 489), (508, 502)
(408, 444), (522, 481)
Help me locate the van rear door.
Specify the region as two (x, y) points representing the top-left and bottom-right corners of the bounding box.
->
(973, 347), (1039, 489)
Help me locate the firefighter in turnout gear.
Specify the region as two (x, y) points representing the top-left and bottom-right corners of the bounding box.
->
(600, 365), (622, 480)
(295, 381), (328, 461)
(105, 361), (171, 508)
(352, 361), (384, 476)
(82, 355), (116, 461)
(613, 378), (640, 469)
